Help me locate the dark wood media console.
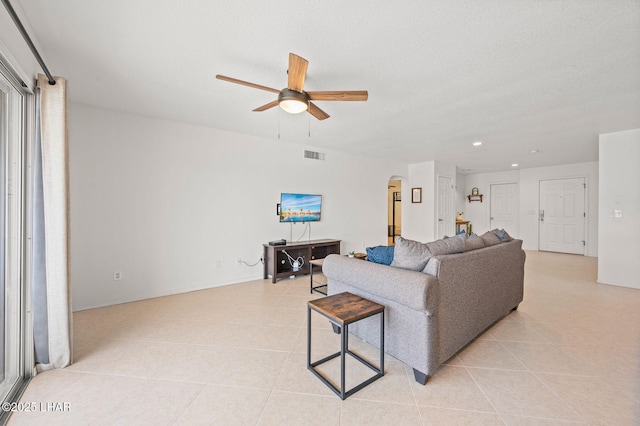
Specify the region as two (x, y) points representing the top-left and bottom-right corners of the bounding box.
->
(263, 239), (341, 283)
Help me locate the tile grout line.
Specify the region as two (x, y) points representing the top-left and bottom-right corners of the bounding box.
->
(495, 325), (589, 424)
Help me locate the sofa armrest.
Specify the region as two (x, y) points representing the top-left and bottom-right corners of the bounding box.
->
(322, 254), (438, 314)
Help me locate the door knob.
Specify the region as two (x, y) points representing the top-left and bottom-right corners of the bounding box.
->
(438, 219), (443, 222)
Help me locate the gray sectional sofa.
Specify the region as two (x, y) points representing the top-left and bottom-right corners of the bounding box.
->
(322, 234), (526, 384)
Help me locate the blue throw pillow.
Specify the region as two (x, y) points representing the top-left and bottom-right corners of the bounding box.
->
(494, 229), (511, 242)
(366, 245), (395, 265)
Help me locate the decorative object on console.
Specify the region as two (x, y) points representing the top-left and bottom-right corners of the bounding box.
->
(411, 188), (422, 203)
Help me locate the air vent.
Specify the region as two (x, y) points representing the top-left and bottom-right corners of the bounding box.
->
(304, 150), (325, 160)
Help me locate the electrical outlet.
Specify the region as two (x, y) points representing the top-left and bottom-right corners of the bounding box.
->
(114, 271), (122, 281)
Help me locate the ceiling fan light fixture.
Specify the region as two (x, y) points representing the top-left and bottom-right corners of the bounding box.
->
(278, 88), (308, 114)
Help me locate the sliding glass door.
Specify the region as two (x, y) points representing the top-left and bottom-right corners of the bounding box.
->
(0, 61), (30, 418)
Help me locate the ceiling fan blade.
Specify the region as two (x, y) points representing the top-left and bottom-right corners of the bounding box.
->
(287, 53), (308, 92)
(216, 74), (280, 94)
(308, 102), (330, 120)
(307, 91), (368, 101)
(252, 100), (279, 112)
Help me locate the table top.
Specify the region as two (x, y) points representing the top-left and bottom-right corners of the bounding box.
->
(308, 292), (384, 325)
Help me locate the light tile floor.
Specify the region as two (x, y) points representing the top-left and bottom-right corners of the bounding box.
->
(8, 251), (640, 425)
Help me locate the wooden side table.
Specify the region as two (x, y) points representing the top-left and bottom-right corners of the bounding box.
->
(455, 220), (470, 234)
(307, 292), (385, 400)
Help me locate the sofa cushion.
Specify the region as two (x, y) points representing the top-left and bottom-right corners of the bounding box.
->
(494, 228), (512, 242)
(480, 230), (502, 246)
(464, 233), (486, 251)
(426, 234), (467, 255)
(422, 258), (441, 276)
(366, 245), (395, 265)
(390, 236), (432, 271)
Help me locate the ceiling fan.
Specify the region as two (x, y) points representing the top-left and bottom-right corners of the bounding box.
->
(216, 53), (368, 121)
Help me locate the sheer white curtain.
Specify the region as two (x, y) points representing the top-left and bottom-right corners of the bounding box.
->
(32, 73), (72, 371)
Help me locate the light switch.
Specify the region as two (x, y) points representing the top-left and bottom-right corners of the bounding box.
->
(613, 209), (623, 218)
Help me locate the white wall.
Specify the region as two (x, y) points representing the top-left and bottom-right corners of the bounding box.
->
(401, 161), (459, 242)
(403, 161), (436, 242)
(462, 162), (598, 256)
(70, 103), (407, 310)
(598, 128), (640, 289)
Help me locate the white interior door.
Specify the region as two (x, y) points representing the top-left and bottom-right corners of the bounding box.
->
(490, 183), (518, 233)
(539, 178), (586, 254)
(437, 176), (454, 238)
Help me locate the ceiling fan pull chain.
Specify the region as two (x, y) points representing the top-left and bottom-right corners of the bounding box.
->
(278, 107), (281, 139)
(308, 110), (311, 138)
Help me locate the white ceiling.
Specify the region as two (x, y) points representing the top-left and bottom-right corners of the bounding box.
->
(14, 0), (640, 173)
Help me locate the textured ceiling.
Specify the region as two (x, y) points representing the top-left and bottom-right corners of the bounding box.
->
(14, 0), (640, 173)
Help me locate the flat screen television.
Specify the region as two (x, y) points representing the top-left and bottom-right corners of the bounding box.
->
(279, 193), (322, 222)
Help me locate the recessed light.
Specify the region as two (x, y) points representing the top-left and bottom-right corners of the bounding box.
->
(473, 141), (483, 146)
(511, 163), (519, 167)
(530, 149), (539, 154)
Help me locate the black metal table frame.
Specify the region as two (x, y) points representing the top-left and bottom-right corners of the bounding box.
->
(306, 305), (384, 400)
(309, 260), (327, 295)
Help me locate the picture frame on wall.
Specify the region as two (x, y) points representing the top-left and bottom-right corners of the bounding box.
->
(412, 187), (422, 203)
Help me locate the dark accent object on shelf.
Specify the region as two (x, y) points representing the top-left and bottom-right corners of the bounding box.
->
(268, 239), (287, 246)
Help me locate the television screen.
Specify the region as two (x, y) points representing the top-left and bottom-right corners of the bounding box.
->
(279, 193), (322, 222)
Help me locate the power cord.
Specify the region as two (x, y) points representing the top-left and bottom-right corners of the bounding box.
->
(295, 222), (309, 241)
(239, 256), (264, 267)
(281, 250), (304, 271)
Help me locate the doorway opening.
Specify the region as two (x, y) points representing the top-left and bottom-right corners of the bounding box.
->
(388, 179), (402, 245)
